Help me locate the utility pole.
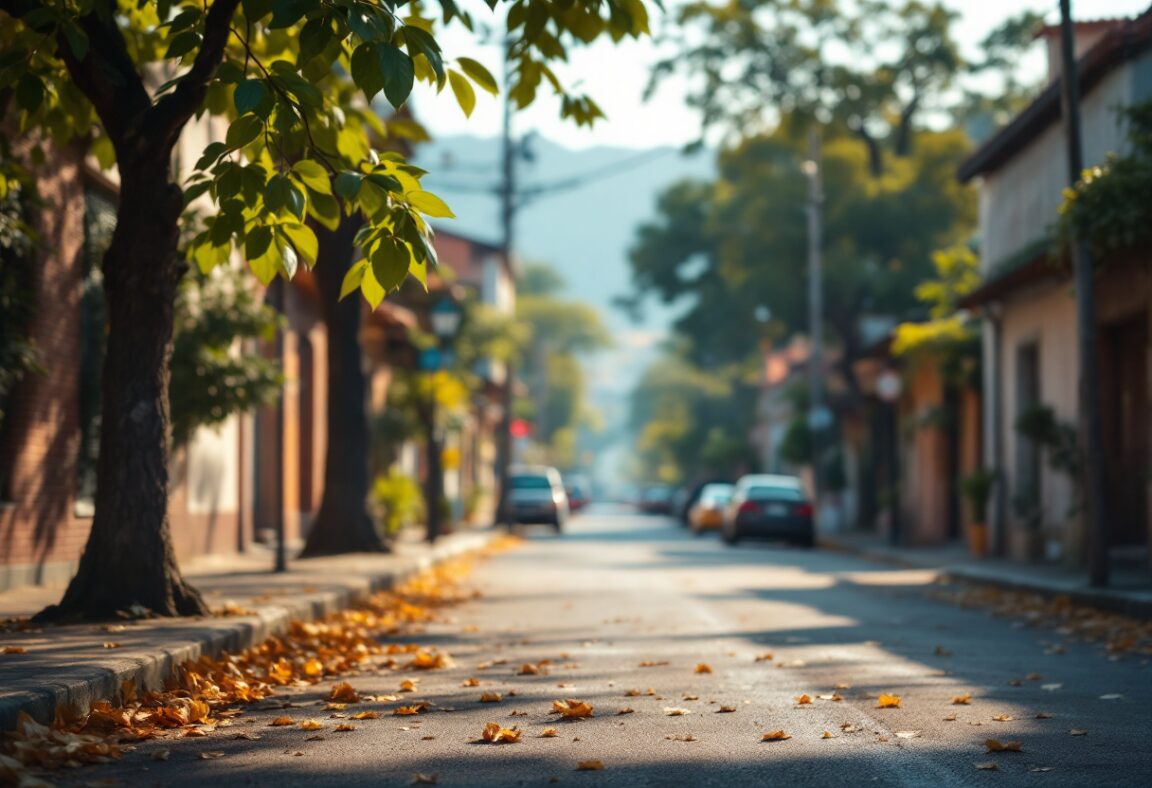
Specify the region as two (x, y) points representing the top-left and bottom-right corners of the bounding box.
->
(268, 277), (287, 573)
(493, 40), (517, 527)
(1058, 0), (1109, 586)
(803, 128), (826, 519)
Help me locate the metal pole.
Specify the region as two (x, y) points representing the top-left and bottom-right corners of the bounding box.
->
(1058, 0), (1109, 586)
(805, 128), (825, 514)
(269, 278), (287, 573)
(425, 384), (441, 543)
(493, 40), (516, 527)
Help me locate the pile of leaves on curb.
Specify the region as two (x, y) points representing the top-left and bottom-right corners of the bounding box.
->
(934, 583), (1152, 657)
(0, 555), (485, 786)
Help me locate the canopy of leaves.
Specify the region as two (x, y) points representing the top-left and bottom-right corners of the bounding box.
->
(1059, 101), (1152, 259)
(892, 244), (980, 361)
(0, 165), (40, 433)
(0, 0), (653, 306)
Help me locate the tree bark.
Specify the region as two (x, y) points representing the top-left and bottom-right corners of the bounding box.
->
(37, 158), (206, 621)
(299, 221), (386, 556)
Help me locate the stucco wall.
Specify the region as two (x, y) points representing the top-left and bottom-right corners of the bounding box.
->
(997, 282), (1080, 559)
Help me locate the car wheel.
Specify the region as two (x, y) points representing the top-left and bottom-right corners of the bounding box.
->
(722, 527), (740, 545)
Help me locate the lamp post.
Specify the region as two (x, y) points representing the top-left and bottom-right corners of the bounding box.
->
(424, 295), (464, 543)
(876, 369), (903, 546)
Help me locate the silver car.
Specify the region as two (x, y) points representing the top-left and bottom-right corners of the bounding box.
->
(508, 465), (569, 532)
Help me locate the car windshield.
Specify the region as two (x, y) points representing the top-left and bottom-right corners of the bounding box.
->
(747, 485), (803, 502)
(512, 475), (552, 490)
(701, 490), (732, 505)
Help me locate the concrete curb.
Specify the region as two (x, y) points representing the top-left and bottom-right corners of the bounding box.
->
(0, 530), (497, 733)
(818, 535), (1152, 620)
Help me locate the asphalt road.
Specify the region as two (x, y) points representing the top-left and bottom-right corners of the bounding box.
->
(65, 508), (1152, 787)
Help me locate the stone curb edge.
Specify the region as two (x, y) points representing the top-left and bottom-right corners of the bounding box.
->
(818, 536), (1152, 620)
(0, 530), (498, 733)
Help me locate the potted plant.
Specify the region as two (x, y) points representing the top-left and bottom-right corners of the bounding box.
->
(959, 469), (996, 557)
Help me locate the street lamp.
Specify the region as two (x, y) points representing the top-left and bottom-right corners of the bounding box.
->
(875, 368), (903, 546)
(424, 295), (464, 544)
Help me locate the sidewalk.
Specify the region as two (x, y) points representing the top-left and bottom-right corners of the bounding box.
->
(0, 527), (498, 732)
(820, 531), (1152, 619)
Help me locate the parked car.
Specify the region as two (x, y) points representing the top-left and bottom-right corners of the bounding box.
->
(688, 483), (735, 534)
(639, 484), (675, 515)
(508, 465), (569, 532)
(722, 474), (814, 547)
(677, 477), (732, 526)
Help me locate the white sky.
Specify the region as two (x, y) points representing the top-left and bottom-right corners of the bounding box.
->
(413, 0), (1151, 150)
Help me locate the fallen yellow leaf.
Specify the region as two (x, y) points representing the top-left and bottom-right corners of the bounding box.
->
(716, 706), (737, 713)
(412, 774), (438, 785)
(481, 722), (521, 743)
(762, 730), (791, 741)
(638, 660), (669, 667)
(102, 642), (121, 649)
(299, 720), (324, 731)
(821, 731), (834, 739)
(991, 714), (1014, 722)
(329, 682), (360, 703)
(664, 707), (691, 716)
(952, 693), (972, 705)
(393, 704), (428, 716)
(2, 647), (28, 655)
(518, 663), (540, 675)
(400, 679), (419, 692)
(795, 694), (812, 705)
(877, 694), (902, 709)
(351, 711), (380, 720)
(269, 716), (294, 727)
(576, 760), (604, 771)
(617, 707), (635, 715)
(985, 739), (1023, 752)
(199, 751), (226, 760)
(975, 762), (998, 771)
(754, 652), (774, 662)
(303, 658), (324, 678)
(695, 663), (713, 674)
(461, 677), (480, 687)
(479, 692), (502, 703)
(552, 699), (594, 719)
(334, 723), (356, 732)
(539, 728), (559, 738)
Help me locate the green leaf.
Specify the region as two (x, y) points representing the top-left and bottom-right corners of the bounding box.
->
(408, 256), (428, 290)
(370, 236), (412, 293)
(269, 0), (310, 29)
(350, 43), (384, 100)
(226, 114), (264, 149)
(245, 225), (274, 259)
(378, 44), (415, 108)
(306, 191), (341, 231)
(279, 241), (299, 279)
(61, 22), (89, 62)
(234, 79), (267, 116)
(457, 57), (498, 95)
(403, 25), (444, 81)
(291, 159), (331, 194)
(165, 30), (202, 60)
(334, 171), (363, 200)
(183, 180), (213, 206)
(15, 74), (44, 113)
(407, 191), (455, 218)
(340, 260), (368, 300)
(447, 70), (476, 117)
(298, 16), (333, 63)
(248, 245), (279, 285)
(281, 222), (319, 268)
(195, 142), (230, 171)
(361, 264), (385, 309)
(264, 174), (292, 212)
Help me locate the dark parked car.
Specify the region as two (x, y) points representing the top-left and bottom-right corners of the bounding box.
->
(508, 465), (569, 532)
(722, 474), (814, 547)
(638, 485), (675, 515)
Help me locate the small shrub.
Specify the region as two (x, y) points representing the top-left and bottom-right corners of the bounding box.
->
(372, 469), (425, 538)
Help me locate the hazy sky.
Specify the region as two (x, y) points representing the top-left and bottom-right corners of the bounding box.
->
(411, 0), (1151, 150)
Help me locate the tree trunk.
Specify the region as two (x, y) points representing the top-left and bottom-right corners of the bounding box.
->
(37, 160), (206, 621)
(299, 222), (386, 556)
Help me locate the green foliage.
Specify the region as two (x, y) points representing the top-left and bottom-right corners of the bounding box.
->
(169, 266), (283, 448)
(959, 468), (996, 523)
(1014, 405), (1081, 480)
(0, 165), (40, 434)
(628, 128), (974, 371)
(371, 467), (425, 537)
(0, 0), (653, 307)
(1059, 101), (1152, 258)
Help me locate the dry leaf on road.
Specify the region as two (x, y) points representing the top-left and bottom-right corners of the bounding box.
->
(299, 720), (324, 731)
(552, 699), (594, 719)
(795, 694), (812, 705)
(821, 730), (835, 739)
(716, 706), (737, 713)
(329, 682), (359, 703)
(985, 739), (1023, 752)
(269, 717), (294, 727)
(351, 711), (380, 720)
(412, 774), (438, 785)
(877, 694), (902, 709)
(762, 730), (792, 741)
(576, 760), (604, 771)
(695, 663), (713, 674)
(664, 707), (691, 716)
(975, 762), (998, 771)
(539, 728), (559, 738)
(952, 693), (972, 705)
(479, 692), (502, 703)
(481, 722), (521, 743)
(1068, 729), (1088, 736)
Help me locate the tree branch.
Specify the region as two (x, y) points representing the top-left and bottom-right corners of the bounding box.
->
(148, 0), (243, 150)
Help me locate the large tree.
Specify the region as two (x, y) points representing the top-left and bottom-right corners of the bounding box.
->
(1, 0), (651, 620)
